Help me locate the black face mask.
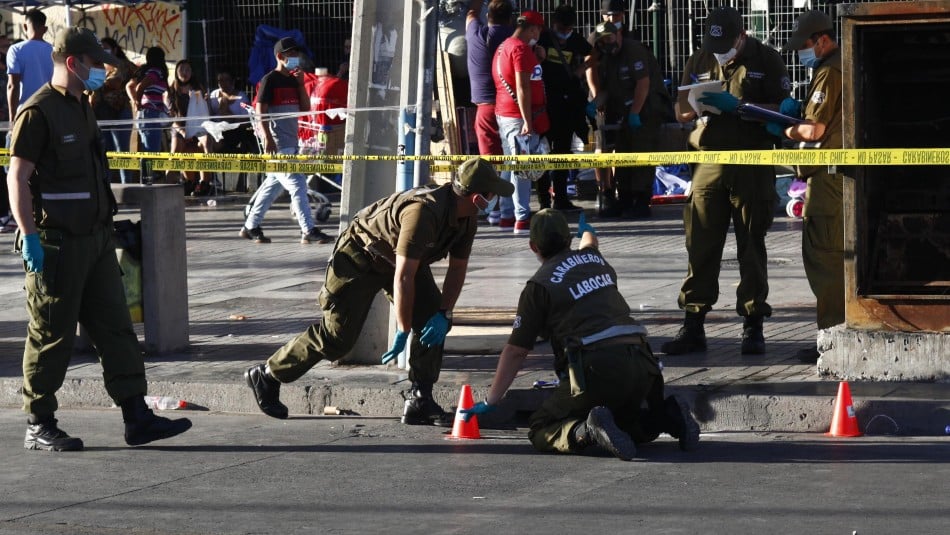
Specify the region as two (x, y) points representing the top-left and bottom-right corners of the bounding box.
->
(598, 42), (618, 55)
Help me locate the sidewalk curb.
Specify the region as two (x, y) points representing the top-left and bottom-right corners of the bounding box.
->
(4, 378), (948, 435)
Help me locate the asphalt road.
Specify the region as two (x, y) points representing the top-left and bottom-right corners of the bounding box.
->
(2, 409), (948, 534)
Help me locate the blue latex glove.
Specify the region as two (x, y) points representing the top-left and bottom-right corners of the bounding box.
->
(380, 330), (409, 364)
(419, 310), (450, 347)
(585, 101), (597, 120)
(21, 233), (44, 273)
(766, 121), (786, 138)
(627, 112), (642, 130)
(779, 97), (803, 119)
(576, 212), (596, 238)
(698, 91), (740, 114)
(459, 400), (496, 422)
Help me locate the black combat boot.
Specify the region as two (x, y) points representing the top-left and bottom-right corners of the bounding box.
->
(245, 363), (289, 419)
(597, 191), (621, 218)
(660, 312), (707, 355)
(569, 406), (636, 461)
(401, 383), (453, 427)
(740, 315), (766, 355)
(24, 415), (84, 451)
(121, 396), (192, 446)
(663, 395), (701, 451)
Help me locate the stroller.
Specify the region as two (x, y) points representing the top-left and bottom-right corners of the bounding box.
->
(240, 102), (333, 223)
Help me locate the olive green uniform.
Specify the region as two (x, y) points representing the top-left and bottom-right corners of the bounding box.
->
(596, 36), (674, 206)
(800, 48), (844, 328)
(13, 84), (146, 418)
(266, 184), (477, 385)
(507, 245), (664, 453)
(678, 40), (790, 317)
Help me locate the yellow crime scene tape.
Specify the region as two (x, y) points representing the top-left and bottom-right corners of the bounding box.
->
(0, 147), (947, 175)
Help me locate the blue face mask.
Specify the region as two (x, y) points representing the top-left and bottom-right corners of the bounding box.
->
(78, 61), (107, 91)
(285, 56), (300, 70)
(555, 30), (573, 41)
(797, 46), (820, 68)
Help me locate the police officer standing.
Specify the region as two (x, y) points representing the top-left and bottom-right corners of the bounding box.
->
(462, 210), (699, 461)
(7, 28), (192, 451)
(779, 11), (844, 363)
(245, 157), (514, 426)
(587, 21), (673, 218)
(662, 7), (791, 356)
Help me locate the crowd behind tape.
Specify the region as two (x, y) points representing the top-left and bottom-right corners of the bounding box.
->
(2, 105), (947, 175)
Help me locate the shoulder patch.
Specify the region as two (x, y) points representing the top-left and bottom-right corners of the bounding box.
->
(512, 315), (522, 329)
(634, 60), (645, 71)
(811, 91), (826, 104)
(781, 76), (791, 91)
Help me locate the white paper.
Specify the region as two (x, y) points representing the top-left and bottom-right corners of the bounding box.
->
(677, 81), (725, 116)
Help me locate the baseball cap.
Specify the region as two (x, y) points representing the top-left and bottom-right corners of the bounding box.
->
(702, 6), (743, 54)
(594, 22), (619, 41)
(518, 10), (544, 27)
(274, 37), (300, 55)
(529, 209), (571, 249)
(455, 157), (514, 197)
(784, 10), (833, 52)
(53, 27), (118, 65)
(601, 0), (627, 15)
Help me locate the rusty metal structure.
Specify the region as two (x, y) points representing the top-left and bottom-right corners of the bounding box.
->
(839, 0), (950, 333)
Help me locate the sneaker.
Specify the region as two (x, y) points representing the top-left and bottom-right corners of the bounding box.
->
(487, 211), (501, 226)
(513, 219), (530, 234)
(239, 226), (271, 244)
(498, 217), (515, 231)
(245, 364), (289, 419)
(665, 395), (700, 451)
(301, 227), (333, 244)
(585, 406), (636, 461)
(25, 418), (84, 451)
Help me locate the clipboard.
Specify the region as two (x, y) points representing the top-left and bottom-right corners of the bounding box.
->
(677, 81), (724, 116)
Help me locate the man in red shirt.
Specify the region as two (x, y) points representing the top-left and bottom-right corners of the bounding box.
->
(492, 10), (549, 234)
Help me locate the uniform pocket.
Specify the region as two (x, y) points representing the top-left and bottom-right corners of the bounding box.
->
(25, 239), (61, 297)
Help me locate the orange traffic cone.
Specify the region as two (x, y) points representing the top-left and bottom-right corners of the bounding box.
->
(827, 381), (862, 437)
(450, 384), (481, 439)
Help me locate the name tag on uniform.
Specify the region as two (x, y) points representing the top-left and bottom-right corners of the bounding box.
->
(62, 134), (77, 144)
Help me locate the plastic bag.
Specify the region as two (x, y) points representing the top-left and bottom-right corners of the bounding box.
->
(513, 134), (550, 182)
(184, 90), (210, 138)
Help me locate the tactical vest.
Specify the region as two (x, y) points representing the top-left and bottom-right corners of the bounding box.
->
(22, 85), (115, 234)
(347, 183), (473, 267)
(529, 247), (643, 348)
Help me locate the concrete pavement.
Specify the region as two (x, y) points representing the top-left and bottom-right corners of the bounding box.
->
(1, 190), (948, 435)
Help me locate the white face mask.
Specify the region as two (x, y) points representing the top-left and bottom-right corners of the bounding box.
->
(714, 47), (738, 65)
(528, 37), (538, 47)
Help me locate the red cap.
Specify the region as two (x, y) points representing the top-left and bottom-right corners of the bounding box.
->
(519, 10), (544, 27)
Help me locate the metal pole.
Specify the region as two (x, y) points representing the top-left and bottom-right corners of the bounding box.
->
(201, 19), (211, 91)
(412, 0), (437, 187)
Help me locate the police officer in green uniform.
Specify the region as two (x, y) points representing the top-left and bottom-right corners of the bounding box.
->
(587, 21), (673, 218)
(8, 28), (191, 451)
(245, 157), (513, 425)
(779, 11), (844, 363)
(662, 7), (791, 356)
(462, 210), (699, 461)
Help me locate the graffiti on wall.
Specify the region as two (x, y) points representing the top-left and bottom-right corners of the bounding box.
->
(6, 2), (184, 63)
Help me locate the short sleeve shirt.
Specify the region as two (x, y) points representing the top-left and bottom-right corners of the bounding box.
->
(6, 39), (53, 106)
(493, 36), (548, 133)
(257, 70), (301, 150)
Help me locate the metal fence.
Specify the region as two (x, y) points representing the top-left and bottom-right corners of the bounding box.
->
(195, 0), (902, 100)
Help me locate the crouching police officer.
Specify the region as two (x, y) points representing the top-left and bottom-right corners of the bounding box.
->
(245, 157), (514, 426)
(462, 210), (700, 460)
(8, 28), (191, 451)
